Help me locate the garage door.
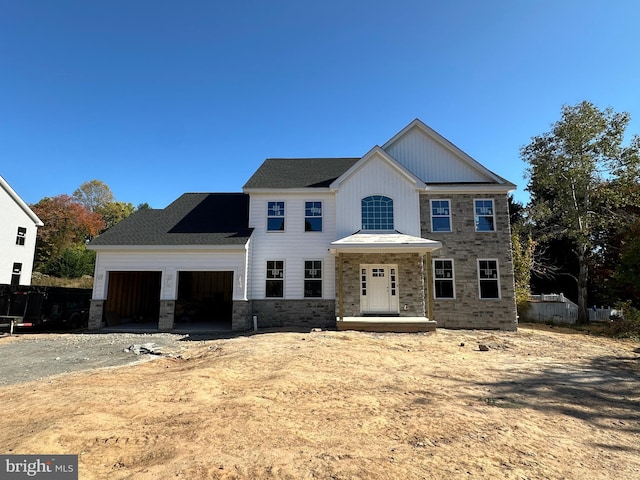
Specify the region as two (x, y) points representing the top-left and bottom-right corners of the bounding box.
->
(104, 271), (161, 326)
(175, 271), (233, 327)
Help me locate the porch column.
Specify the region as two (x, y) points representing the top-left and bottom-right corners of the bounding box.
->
(425, 251), (434, 321)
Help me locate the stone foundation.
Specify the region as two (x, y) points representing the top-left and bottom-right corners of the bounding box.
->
(251, 300), (336, 329)
(232, 300), (252, 331)
(88, 300), (104, 331)
(158, 300), (175, 331)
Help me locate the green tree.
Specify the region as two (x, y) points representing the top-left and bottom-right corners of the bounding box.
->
(521, 101), (640, 323)
(73, 179), (114, 213)
(97, 200), (135, 231)
(509, 196), (534, 316)
(43, 245), (96, 278)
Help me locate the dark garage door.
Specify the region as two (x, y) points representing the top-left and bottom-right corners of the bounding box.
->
(104, 271), (161, 326)
(175, 271), (233, 327)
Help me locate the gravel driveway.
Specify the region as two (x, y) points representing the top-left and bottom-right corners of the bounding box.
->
(0, 332), (198, 386)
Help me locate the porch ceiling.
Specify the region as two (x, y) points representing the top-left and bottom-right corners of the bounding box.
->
(329, 232), (442, 254)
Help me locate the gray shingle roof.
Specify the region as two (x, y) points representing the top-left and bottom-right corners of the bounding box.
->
(243, 158), (359, 189)
(89, 193), (252, 247)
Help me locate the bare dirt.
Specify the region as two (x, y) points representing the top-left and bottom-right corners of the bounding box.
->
(0, 325), (638, 479)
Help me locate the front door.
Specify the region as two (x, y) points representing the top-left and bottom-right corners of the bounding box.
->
(361, 264), (398, 314)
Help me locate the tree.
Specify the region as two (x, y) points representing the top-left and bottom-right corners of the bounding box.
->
(97, 200), (135, 231)
(43, 245), (96, 278)
(73, 179), (114, 213)
(30, 195), (104, 269)
(508, 195), (534, 315)
(521, 101), (640, 323)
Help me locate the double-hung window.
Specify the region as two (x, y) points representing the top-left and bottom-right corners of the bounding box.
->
(304, 260), (322, 297)
(267, 201), (285, 231)
(11, 263), (22, 287)
(16, 227), (27, 246)
(305, 202), (322, 232)
(478, 259), (500, 299)
(431, 200), (451, 232)
(474, 199), (495, 232)
(433, 259), (455, 299)
(361, 195), (394, 231)
(266, 260), (284, 297)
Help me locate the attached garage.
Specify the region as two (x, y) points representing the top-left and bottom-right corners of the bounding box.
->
(104, 271), (162, 327)
(175, 271), (233, 328)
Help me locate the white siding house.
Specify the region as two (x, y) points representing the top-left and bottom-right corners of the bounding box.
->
(0, 176), (43, 286)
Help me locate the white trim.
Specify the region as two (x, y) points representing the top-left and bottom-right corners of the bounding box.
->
(0, 175), (44, 226)
(477, 258), (501, 299)
(429, 199), (452, 233)
(433, 258), (456, 300)
(303, 259), (323, 299)
(424, 184), (515, 194)
(267, 200), (286, 233)
(304, 200), (323, 233)
(330, 146), (426, 190)
(474, 198), (496, 232)
(382, 119), (515, 186)
(265, 259), (285, 298)
(87, 244), (248, 251)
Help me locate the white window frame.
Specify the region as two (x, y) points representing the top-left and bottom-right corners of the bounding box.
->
(361, 195), (394, 231)
(477, 259), (501, 299)
(474, 199), (496, 232)
(304, 201), (323, 232)
(433, 258), (455, 299)
(265, 260), (285, 297)
(267, 201), (286, 232)
(430, 199), (452, 233)
(304, 260), (322, 298)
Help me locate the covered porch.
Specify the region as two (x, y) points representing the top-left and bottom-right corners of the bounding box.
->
(330, 232), (442, 333)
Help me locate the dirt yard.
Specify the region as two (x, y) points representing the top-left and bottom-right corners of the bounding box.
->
(0, 325), (638, 479)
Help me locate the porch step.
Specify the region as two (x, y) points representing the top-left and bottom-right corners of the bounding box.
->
(336, 317), (436, 333)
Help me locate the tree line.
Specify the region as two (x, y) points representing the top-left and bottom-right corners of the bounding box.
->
(30, 180), (149, 279)
(513, 100), (640, 326)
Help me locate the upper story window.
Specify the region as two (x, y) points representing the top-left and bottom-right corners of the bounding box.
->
(305, 201), (322, 232)
(430, 200), (451, 232)
(361, 195), (394, 231)
(16, 227), (27, 246)
(267, 201), (285, 232)
(474, 199), (495, 232)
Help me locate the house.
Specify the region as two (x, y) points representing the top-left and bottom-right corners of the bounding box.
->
(0, 175), (44, 286)
(87, 119), (517, 332)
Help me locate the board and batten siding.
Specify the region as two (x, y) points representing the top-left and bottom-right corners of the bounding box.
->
(385, 128), (489, 183)
(92, 249), (249, 302)
(247, 192), (337, 299)
(334, 154), (421, 239)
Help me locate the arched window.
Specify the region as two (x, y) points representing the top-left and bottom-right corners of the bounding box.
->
(361, 195), (394, 231)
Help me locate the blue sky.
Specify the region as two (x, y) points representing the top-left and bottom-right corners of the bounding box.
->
(2, 0), (639, 208)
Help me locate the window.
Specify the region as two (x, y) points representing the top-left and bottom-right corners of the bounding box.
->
(361, 268), (367, 296)
(267, 201), (285, 231)
(433, 259), (455, 299)
(430, 200), (451, 232)
(361, 195), (394, 231)
(478, 259), (500, 299)
(305, 201), (322, 232)
(266, 261), (284, 297)
(474, 199), (495, 232)
(11, 263), (22, 287)
(304, 260), (322, 297)
(16, 227), (26, 246)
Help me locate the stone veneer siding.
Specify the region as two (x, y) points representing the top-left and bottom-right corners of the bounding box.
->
(250, 300), (336, 329)
(88, 300), (104, 330)
(420, 193), (517, 330)
(232, 300), (252, 331)
(335, 253), (427, 318)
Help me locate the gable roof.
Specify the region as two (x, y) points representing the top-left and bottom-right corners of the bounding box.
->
(243, 158), (359, 190)
(0, 175), (44, 226)
(383, 118), (516, 187)
(329, 146), (426, 190)
(88, 193), (252, 248)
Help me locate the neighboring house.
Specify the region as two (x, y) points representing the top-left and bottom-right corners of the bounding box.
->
(88, 119), (517, 332)
(0, 175), (44, 286)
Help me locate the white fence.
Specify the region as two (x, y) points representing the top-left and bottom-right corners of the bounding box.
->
(524, 294), (619, 324)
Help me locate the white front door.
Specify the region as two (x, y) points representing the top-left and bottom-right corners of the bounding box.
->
(360, 264), (398, 314)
